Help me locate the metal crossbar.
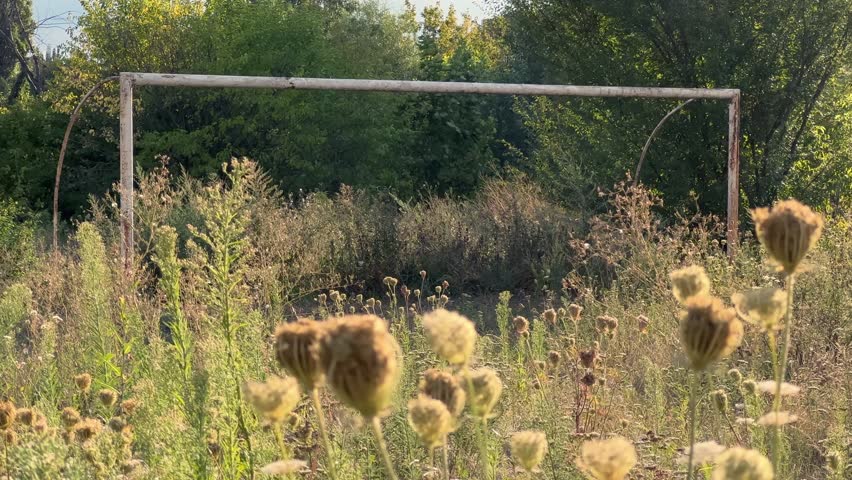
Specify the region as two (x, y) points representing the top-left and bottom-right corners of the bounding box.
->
(119, 72), (741, 267)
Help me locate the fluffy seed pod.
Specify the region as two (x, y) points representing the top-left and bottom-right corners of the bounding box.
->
(329, 291), (340, 302)
(752, 199), (823, 274)
(742, 380), (757, 395)
(466, 368), (502, 419)
(74, 373), (92, 393)
(711, 447), (773, 480)
(108, 417), (127, 433)
(580, 371), (596, 387)
(422, 309), (477, 365)
(0, 402), (15, 430)
(576, 436), (637, 480)
(678, 295), (743, 370)
(120, 399), (140, 416)
(542, 309), (557, 326)
(568, 304), (583, 322)
(15, 408), (33, 426)
(73, 418), (102, 443)
(670, 266), (711, 304)
(419, 270), (427, 280)
(407, 396), (453, 449)
(636, 315), (650, 334)
(711, 390), (729, 413)
(98, 389), (117, 408)
(731, 287), (787, 331)
(419, 369), (466, 418)
(275, 319), (329, 389)
(579, 349), (598, 369)
(61, 407), (81, 429)
(511, 431), (548, 472)
(547, 350), (562, 367)
(513, 316), (529, 335)
(727, 368), (743, 383)
(323, 315), (400, 418)
(243, 376), (301, 424)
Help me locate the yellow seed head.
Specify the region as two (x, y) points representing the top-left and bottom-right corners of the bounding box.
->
(74, 373), (92, 393)
(678, 295), (743, 370)
(576, 435), (638, 480)
(711, 447), (774, 480)
(670, 265), (711, 304)
(419, 369), (466, 418)
(422, 309), (477, 365)
(0, 402), (15, 430)
(543, 309), (557, 326)
(466, 368), (502, 419)
(61, 407), (81, 429)
(513, 316), (530, 335)
(752, 199), (823, 274)
(568, 303), (583, 322)
(511, 431), (548, 472)
(407, 396), (452, 449)
(15, 408), (33, 426)
(323, 315), (400, 418)
(275, 319), (329, 389)
(73, 418), (102, 443)
(98, 389), (117, 408)
(242, 375), (301, 424)
(731, 287), (787, 331)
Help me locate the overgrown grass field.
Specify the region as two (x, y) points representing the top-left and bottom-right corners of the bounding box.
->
(0, 159), (849, 479)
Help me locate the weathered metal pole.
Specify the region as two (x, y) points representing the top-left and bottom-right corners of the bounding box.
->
(726, 92), (741, 258)
(119, 74), (134, 270)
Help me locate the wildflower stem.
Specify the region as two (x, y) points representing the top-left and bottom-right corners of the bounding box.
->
(461, 366), (493, 480)
(442, 441), (450, 480)
(310, 388), (338, 480)
(772, 273), (796, 474)
(369, 416), (399, 480)
(272, 425), (289, 460)
(686, 369), (699, 480)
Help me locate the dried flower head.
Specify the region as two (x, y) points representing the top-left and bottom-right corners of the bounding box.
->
(419, 270), (427, 280)
(108, 416), (127, 433)
(383, 276), (398, 288)
(825, 450), (842, 472)
(422, 309), (477, 365)
(3, 431), (16, 445)
(15, 408), (33, 426)
(756, 411), (798, 426)
(534, 360), (546, 370)
(260, 459), (308, 475)
(727, 368), (743, 383)
(513, 316), (530, 335)
(466, 368), (502, 419)
(73, 418), (102, 443)
(636, 315), (650, 333)
(752, 199), (823, 274)
(678, 295), (743, 370)
(543, 309), (558, 326)
(732, 287), (787, 331)
(711, 389), (729, 413)
(74, 373), (92, 393)
(275, 319), (329, 389)
(323, 315), (400, 418)
(419, 369), (466, 418)
(742, 380), (758, 395)
(0, 402), (15, 430)
(755, 381), (801, 397)
(120, 399), (140, 416)
(61, 407), (81, 429)
(581, 371), (597, 387)
(511, 431), (548, 472)
(580, 349), (598, 369)
(568, 304), (583, 322)
(576, 436), (637, 480)
(711, 446), (773, 480)
(670, 265), (711, 304)
(677, 441), (727, 465)
(98, 389), (117, 408)
(548, 350), (562, 367)
(407, 396), (453, 449)
(243, 376), (301, 424)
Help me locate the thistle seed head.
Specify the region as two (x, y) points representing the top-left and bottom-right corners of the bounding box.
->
(731, 287), (787, 331)
(513, 316), (530, 335)
(510, 431), (548, 472)
(419, 369), (466, 418)
(568, 303), (583, 322)
(678, 295), (743, 370)
(407, 396), (452, 449)
(74, 373), (92, 393)
(275, 319), (329, 389)
(752, 199), (823, 274)
(711, 447), (773, 480)
(466, 368), (502, 419)
(243, 375), (301, 424)
(98, 389), (117, 408)
(576, 436), (637, 480)
(422, 309), (477, 366)
(670, 266), (711, 304)
(0, 402), (15, 430)
(542, 309), (557, 326)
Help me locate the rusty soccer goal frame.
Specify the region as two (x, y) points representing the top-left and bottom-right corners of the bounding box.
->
(117, 72), (742, 268)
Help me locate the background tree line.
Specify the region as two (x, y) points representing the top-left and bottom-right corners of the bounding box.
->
(2, 0), (852, 228)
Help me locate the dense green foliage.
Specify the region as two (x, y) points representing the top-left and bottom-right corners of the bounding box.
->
(2, 0), (852, 223)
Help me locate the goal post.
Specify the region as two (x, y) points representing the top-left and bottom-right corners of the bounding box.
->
(118, 72), (742, 268)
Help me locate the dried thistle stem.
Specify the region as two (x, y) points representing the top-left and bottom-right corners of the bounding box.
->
(772, 273), (796, 473)
(369, 416), (399, 480)
(442, 441), (450, 480)
(311, 388), (338, 480)
(686, 370), (699, 480)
